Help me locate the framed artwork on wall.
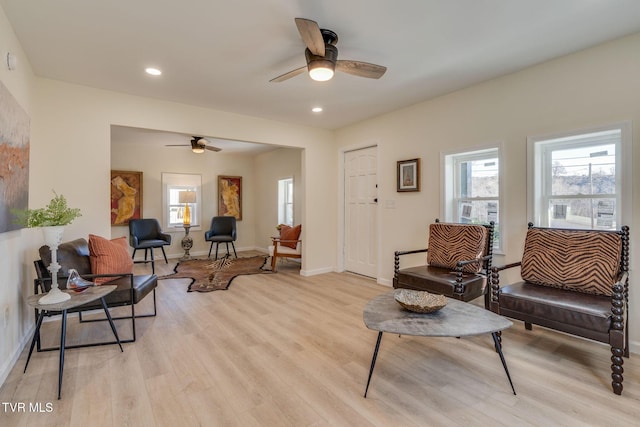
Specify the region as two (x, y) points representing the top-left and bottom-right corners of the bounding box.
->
(218, 175), (242, 220)
(111, 170), (143, 225)
(0, 80), (30, 233)
(397, 158), (420, 192)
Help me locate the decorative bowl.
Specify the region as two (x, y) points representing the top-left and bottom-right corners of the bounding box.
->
(394, 289), (447, 313)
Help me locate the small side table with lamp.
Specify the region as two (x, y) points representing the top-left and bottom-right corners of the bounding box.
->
(179, 190), (197, 260)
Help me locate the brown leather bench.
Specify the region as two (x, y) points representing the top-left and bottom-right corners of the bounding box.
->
(490, 224), (630, 395)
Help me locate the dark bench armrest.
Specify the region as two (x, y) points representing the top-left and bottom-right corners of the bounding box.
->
(455, 253), (492, 271)
(489, 262), (522, 306)
(394, 249), (427, 277)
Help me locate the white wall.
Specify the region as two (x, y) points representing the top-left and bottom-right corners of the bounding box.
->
(254, 147), (303, 252)
(112, 138), (304, 259)
(111, 139), (261, 258)
(0, 5), (39, 385)
(336, 32), (640, 348)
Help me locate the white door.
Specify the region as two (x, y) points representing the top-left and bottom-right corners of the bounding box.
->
(344, 146), (377, 278)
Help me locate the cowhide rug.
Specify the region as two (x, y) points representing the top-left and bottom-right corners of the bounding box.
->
(160, 256), (272, 292)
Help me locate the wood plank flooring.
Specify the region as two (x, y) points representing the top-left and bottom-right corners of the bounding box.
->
(1, 255), (639, 426)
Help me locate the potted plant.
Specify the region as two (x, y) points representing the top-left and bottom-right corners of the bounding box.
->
(14, 191), (82, 304)
(13, 190), (82, 228)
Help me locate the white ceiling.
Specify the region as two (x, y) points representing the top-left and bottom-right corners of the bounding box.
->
(3, 0), (640, 134)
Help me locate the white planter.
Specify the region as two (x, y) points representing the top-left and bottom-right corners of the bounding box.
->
(39, 226), (71, 304)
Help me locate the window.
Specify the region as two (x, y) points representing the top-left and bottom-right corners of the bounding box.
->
(528, 122), (630, 230)
(444, 147), (501, 251)
(278, 177), (294, 226)
(161, 173), (202, 229)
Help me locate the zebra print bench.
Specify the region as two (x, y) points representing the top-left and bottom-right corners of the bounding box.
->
(490, 224), (630, 395)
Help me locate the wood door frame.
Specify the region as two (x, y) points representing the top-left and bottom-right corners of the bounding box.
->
(338, 143), (380, 281)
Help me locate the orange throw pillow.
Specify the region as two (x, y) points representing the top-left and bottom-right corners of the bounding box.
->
(88, 234), (134, 284)
(279, 224), (301, 249)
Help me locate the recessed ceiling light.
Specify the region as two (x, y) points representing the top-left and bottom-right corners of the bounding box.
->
(312, 107), (323, 113)
(145, 67), (162, 76)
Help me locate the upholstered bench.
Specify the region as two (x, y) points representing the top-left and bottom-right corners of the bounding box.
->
(33, 237), (158, 345)
(394, 220), (495, 308)
(490, 224), (630, 395)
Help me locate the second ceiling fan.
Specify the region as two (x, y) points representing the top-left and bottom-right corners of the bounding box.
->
(165, 136), (222, 153)
(270, 18), (387, 83)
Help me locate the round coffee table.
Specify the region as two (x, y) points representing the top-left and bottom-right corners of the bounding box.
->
(363, 291), (515, 397)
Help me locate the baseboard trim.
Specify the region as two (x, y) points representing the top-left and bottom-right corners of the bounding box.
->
(0, 322), (35, 388)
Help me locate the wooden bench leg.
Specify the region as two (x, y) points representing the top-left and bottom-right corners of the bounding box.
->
(611, 346), (624, 395)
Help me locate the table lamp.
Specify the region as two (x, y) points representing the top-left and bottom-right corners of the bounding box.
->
(179, 191), (197, 225)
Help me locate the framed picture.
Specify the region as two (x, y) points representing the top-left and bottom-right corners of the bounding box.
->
(218, 175), (242, 220)
(0, 80), (30, 233)
(111, 170), (143, 225)
(397, 158), (420, 192)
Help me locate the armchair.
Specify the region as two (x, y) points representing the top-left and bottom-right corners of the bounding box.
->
(128, 218), (172, 274)
(394, 219), (495, 308)
(269, 224), (302, 272)
(490, 224), (630, 395)
(33, 237), (158, 349)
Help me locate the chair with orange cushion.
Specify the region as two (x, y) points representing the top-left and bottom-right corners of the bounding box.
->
(268, 224), (302, 272)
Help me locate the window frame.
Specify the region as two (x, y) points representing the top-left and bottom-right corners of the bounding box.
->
(527, 121), (631, 230)
(442, 145), (503, 253)
(277, 177), (294, 226)
(161, 172), (203, 231)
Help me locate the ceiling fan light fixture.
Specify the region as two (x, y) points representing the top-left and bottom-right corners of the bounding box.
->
(191, 137), (207, 153)
(309, 62), (334, 81)
(306, 44), (338, 82)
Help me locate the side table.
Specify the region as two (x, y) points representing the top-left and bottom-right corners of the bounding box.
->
(24, 285), (122, 399)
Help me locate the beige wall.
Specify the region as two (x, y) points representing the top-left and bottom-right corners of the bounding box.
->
(111, 138), (260, 258)
(0, 5), (39, 385)
(30, 79), (336, 269)
(335, 32), (640, 348)
(111, 140), (303, 258)
(254, 147), (303, 251)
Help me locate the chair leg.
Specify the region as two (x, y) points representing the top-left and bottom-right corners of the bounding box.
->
(149, 248), (155, 274)
(208, 242), (214, 258)
(215, 243), (220, 260)
(231, 242), (238, 258)
(271, 254), (278, 272)
(225, 242), (230, 258)
(160, 246), (169, 264)
(131, 249), (137, 260)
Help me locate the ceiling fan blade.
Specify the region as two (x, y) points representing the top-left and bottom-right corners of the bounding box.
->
(204, 145), (222, 152)
(336, 60), (387, 79)
(269, 66), (307, 83)
(295, 18), (325, 57)
(165, 144), (190, 147)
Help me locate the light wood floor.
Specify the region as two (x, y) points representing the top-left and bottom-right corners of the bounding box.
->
(1, 254), (639, 426)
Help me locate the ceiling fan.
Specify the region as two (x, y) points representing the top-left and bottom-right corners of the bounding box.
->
(165, 136), (222, 153)
(270, 18), (387, 83)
